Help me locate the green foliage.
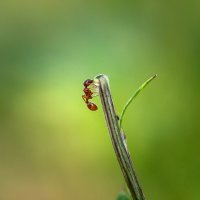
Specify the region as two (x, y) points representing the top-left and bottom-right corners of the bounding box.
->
(116, 192), (130, 200)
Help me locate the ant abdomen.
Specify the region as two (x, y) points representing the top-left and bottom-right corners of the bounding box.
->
(87, 102), (98, 111)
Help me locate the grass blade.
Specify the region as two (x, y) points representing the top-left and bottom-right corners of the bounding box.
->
(119, 75), (157, 129)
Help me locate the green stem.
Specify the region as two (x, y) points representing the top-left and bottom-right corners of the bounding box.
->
(95, 74), (146, 200)
(120, 75), (157, 129)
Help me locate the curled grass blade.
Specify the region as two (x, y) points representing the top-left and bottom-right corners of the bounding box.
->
(119, 75), (157, 129)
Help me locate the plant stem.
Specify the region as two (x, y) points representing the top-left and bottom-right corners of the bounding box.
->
(95, 74), (146, 200)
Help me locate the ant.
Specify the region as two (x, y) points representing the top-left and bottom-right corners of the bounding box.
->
(82, 79), (98, 111)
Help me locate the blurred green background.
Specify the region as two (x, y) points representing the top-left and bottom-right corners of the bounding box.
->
(0, 0), (199, 200)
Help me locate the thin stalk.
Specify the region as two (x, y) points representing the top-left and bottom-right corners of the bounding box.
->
(95, 74), (146, 200)
(120, 74), (157, 129)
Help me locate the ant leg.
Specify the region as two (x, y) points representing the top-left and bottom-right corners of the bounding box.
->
(89, 84), (98, 90)
(82, 95), (86, 101)
(82, 95), (88, 103)
(91, 93), (99, 97)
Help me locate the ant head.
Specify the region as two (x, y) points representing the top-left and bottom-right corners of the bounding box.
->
(83, 79), (93, 87)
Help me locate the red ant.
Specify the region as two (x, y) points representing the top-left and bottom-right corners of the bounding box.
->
(82, 79), (98, 111)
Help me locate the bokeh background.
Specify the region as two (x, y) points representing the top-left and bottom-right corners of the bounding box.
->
(0, 1), (199, 200)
